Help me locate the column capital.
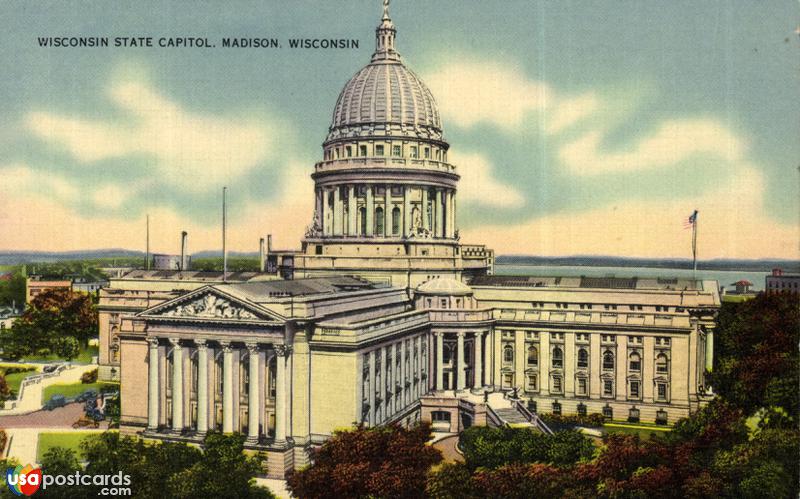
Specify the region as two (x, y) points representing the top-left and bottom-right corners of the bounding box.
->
(169, 337), (182, 348)
(456, 331), (465, 338)
(147, 337), (159, 348)
(245, 342), (260, 354)
(195, 339), (208, 350)
(219, 341), (233, 353)
(274, 344), (291, 357)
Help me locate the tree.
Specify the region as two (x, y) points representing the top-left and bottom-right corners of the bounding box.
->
(38, 447), (88, 499)
(0, 375), (10, 402)
(6, 288), (97, 359)
(287, 423), (442, 499)
(426, 462), (479, 499)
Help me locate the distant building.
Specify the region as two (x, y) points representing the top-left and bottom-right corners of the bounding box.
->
(766, 269), (800, 295)
(731, 280), (753, 294)
(0, 305), (22, 330)
(25, 277), (71, 303)
(70, 276), (110, 295)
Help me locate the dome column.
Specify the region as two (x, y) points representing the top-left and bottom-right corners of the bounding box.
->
(436, 189), (445, 238)
(322, 188), (331, 236)
(348, 185), (357, 236)
(421, 189), (430, 232)
(403, 186), (411, 237)
(384, 185), (391, 237)
(365, 185), (374, 236)
(333, 186), (343, 236)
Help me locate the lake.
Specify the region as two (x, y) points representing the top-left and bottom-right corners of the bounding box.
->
(495, 264), (770, 292)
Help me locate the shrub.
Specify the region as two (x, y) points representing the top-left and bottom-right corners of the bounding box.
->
(0, 429), (6, 454)
(539, 412), (605, 428)
(81, 369), (98, 384)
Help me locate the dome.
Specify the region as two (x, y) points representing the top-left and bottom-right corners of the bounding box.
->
(325, 6), (442, 143)
(416, 278), (473, 296)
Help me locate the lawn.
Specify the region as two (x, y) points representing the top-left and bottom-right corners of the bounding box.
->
(0, 363), (38, 395)
(37, 430), (118, 462)
(42, 381), (119, 404)
(20, 344), (99, 364)
(603, 422), (672, 440)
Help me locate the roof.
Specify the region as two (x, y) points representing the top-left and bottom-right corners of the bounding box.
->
(416, 278), (473, 296)
(469, 275), (704, 291)
(220, 276), (383, 301)
(118, 270), (261, 282)
(732, 280), (753, 286)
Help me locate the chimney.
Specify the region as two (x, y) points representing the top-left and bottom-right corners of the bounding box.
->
(180, 231), (189, 271)
(259, 237), (266, 272)
(267, 234), (273, 252)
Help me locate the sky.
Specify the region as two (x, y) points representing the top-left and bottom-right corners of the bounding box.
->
(0, 0), (798, 259)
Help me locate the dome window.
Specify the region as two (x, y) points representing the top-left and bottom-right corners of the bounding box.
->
(375, 145), (384, 156)
(360, 145), (367, 156)
(410, 146), (418, 158)
(392, 145), (401, 156)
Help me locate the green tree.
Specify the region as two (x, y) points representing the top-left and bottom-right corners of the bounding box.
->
(287, 423), (442, 499)
(38, 447), (88, 499)
(0, 375), (10, 402)
(426, 462), (479, 499)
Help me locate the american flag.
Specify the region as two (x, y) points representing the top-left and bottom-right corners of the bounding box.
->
(683, 210), (698, 229)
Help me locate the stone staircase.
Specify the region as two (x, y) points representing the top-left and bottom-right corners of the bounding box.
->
(492, 406), (531, 425)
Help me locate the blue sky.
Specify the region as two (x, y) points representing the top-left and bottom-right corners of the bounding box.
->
(0, 0), (797, 258)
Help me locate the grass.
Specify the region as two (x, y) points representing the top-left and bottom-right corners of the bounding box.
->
(3, 369), (36, 395)
(37, 431), (118, 462)
(603, 422), (672, 440)
(20, 344), (98, 364)
(42, 381), (118, 404)
(722, 294), (755, 303)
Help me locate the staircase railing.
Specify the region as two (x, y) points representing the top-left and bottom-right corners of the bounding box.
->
(512, 399), (554, 435)
(485, 404), (504, 427)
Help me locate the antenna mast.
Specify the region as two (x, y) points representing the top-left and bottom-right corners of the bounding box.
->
(145, 214), (150, 270)
(222, 187), (228, 281)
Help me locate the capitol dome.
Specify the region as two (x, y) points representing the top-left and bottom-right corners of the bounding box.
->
(325, 5), (443, 143)
(416, 278), (473, 296)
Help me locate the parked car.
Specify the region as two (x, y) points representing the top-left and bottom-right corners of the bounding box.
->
(43, 394), (66, 411)
(42, 364), (58, 373)
(74, 389), (98, 403)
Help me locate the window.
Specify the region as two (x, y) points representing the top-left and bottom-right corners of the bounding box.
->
(629, 380), (640, 398)
(552, 347), (563, 368)
(502, 373), (514, 389)
(602, 405), (613, 420)
(503, 345), (514, 364)
(576, 333), (590, 342)
(375, 207), (384, 236)
(526, 374), (537, 391)
(375, 144), (384, 156)
(442, 345), (452, 364)
(630, 336), (643, 345)
(656, 409), (668, 425)
(603, 350), (615, 370)
(603, 380), (614, 397)
(360, 145), (367, 156)
(577, 402), (587, 416)
(628, 407), (640, 423)
(410, 146), (418, 158)
(392, 145), (401, 156)
(580, 303), (593, 310)
(552, 401), (562, 415)
(655, 353), (669, 374)
(604, 304), (617, 310)
(315, 245), (322, 255)
(527, 346), (538, 366)
(577, 348), (589, 368)
(424, 147), (430, 158)
(346, 146), (352, 157)
(440, 298), (447, 308)
(577, 377), (587, 396)
(391, 207), (401, 235)
(629, 352), (641, 372)
(657, 382), (668, 401)
(359, 207), (367, 235)
(432, 410), (451, 422)
(552, 376), (563, 393)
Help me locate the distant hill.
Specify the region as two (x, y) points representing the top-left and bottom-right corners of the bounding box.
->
(1, 249), (797, 273)
(496, 255), (800, 272)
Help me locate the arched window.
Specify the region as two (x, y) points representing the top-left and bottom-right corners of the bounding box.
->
(443, 344), (452, 364)
(552, 347), (563, 368)
(503, 345), (514, 364)
(629, 352), (641, 372)
(375, 207), (384, 236)
(392, 206), (401, 235)
(603, 350), (615, 370)
(359, 207), (367, 235)
(655, 353), (669, 374)
(577, 348), (589, 368)
(527, 346), (538, 366)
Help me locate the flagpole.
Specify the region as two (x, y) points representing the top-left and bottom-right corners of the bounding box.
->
(692, 211), (698, 279)
(222, 186), (228, 282)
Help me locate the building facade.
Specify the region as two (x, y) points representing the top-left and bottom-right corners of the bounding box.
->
(114, 4), (719, 479)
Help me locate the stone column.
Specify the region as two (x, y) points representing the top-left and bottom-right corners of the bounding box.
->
(456, 333), (465, 390)
(437, 190), (445, 238)
(274, 345), (287, 443)
(384, 185), (392, 237)
(474, 332), (483, 389)
(400, 340), (406, 407)
(221, 342), (234, 434)
(333, 186), (342, 236)
(365, 186), (374, 236)
(246, 343), (260, 443)
(417, 335), (424, 397)
(421, 189), (429, 232)
(445, 190), (453, 238)
(705, 327), (714, 372)
(147, 337), (160, 430)
(322, 188), (330, 236)
(169, 338), (184, 432)
(403, 186), (411, 237)
(368, 350), (376, 426)
(435, 333), (444, 391)
(196, 340), (209, 434)
(348, 185), (357, 236)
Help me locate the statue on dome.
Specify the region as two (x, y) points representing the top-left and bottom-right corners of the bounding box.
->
(305, 209), (323, 238)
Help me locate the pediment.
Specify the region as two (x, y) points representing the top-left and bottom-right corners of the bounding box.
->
(141, 287), (280, 322)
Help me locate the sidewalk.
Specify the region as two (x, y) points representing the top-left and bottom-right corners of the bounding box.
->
(1, 364), (97, 415)
(4, 427), (105, 465)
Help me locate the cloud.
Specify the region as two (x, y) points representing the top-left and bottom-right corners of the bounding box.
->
(545, 92), (599, 135)
(559, 119), (745, 175)
(424, 60), (550, 130)
(451, 152), (525, 208)
(463, 165), (798, 259)
(1, 164), (78, 200)
(24, 81), (274, 192)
